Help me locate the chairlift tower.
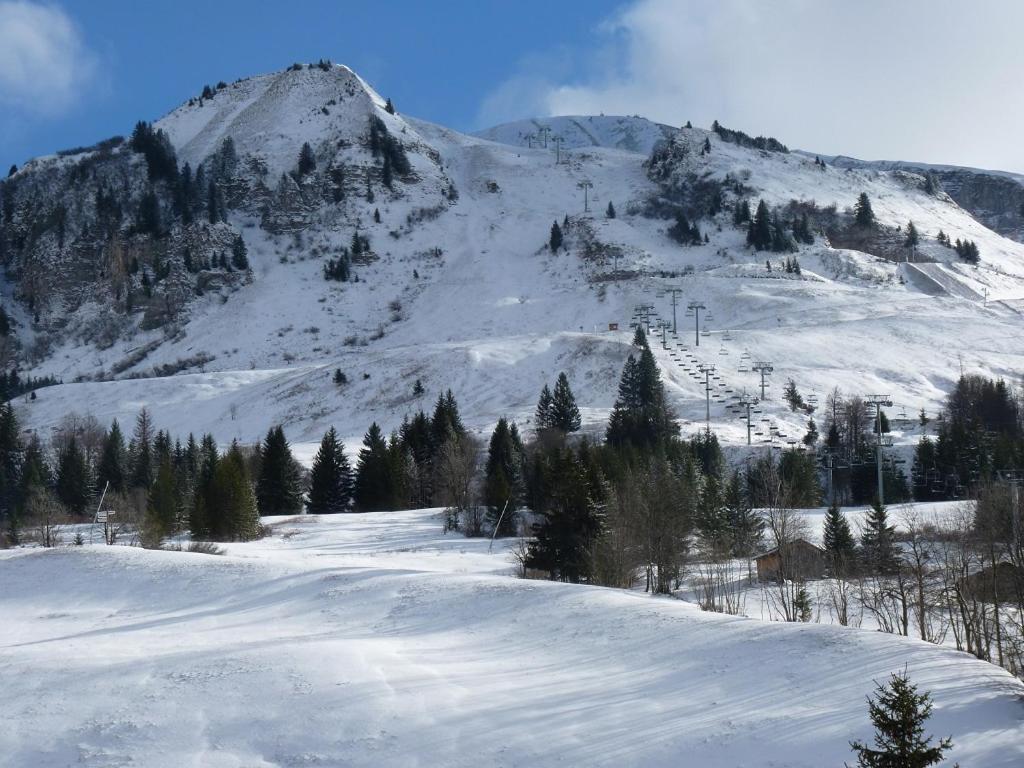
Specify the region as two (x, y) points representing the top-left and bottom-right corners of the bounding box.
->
(996, 469), (1024, 555)
(698, 363), (716, 434)
(865, 395), (894, 507)
(659, 287), (684, 334)
(577, 180), (593, 213)
(552, 135), (565, 164)
(686, 301), (706, 346)
(635, 303), (655, 333)
(537, 125), (551, 148)
(752, 361), (774, 400)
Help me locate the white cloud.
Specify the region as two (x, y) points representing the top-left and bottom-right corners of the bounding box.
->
(482, 0), (1024, 172)
(0, 1), (98, 116)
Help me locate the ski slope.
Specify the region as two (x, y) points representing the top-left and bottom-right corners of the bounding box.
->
(1, 508), (1022, 767)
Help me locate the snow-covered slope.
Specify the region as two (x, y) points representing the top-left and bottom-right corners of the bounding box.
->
(4, 66), (1024, 461)
(474, 114), (675, 154)
(1, 508), (1021, 767)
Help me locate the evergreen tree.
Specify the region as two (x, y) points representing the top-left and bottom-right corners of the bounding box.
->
(384, 97), (396, 115)
(549, 372), (581, 433)
(606, 201), (616, 219)
(733, 198), (751, 226)
(822, 502), (856, 567)
(143, 457), (178, 545)
(606, 346), (678, 449)
(55, 436), (91, 516)
(297, 142), (317, 176)
(861, 499), (898, 574)
(189, 434), (218, 538)
(535, 384), (554, 431)
(747, 199), (773, 250)
(208, 443), (261, 541)
(97, 419), (127, 494)
(549, 220), (563, 252)
(412, 378), (425, 397)
(256, 425), (303, 516)
(484, 417), (523, 536)
(525, 448), (603, 583)
(905, 220), (919, 247)
(354, 423), (394, 512)
(854, 192), (876, 227)
(129, 408), (155, 489)
(231, 235), (249, 270)
(632, 325), (648, 348)
(849, 671), (953, 767)
(307, 427), (353, 513)
(803, 417), (819, 446)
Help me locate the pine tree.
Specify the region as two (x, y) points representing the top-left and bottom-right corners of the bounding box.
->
(733, 199), (751, 226)
(849, 671), (953, 767)
(210, 443), (261, 541)
(803, 417), (819, 446)
(384, 97), (396, 115)
(143, 457), (178, 545)
(747, 199), (773, 250)
(905, 220), (919, 247)
(525, 448), (602, 583)
(307, 427), (353, 513)
(413, 378), (425, 397)
(549, 220), (563, 252)
(231, 235), (249, 270)
(606, 201), (616, 219)
(822, 502), (856, 566)
(354, 423), (394, 512)
(189, 434), (218, 538)
(297, 142), (316, 176)
(535, 384), (553, 431)
(484, 417), (523, 536)
(861, 499), (898, 574)
(130, 409), (155, 489)
(854, 192), (876, 227)
(55, 436), (91, 516)
(97, 420), (127, 494)
(606, 346), (678, 449)
(632, 325), (648, 348)
(549, 372), (581, 433)
(256, 426), (303, 517)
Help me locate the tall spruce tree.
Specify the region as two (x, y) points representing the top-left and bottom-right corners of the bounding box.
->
(606, 346), (678, 449)
(849, 671), (953, 767)
(307, 427), (353, 513)
(129, 408), (155, 490)
(208, 443), (261, 541)
(484, 417), (523, 536)
(549, 220), (563, 252)
(747, 199), (773, 250)
(143, 457), (178, 545)
(822, 502), (856, 567)
(97, 420), (127, 494)
(354, 423), (394, 512)
(256, 425), (303, 516)
(297, 142), (316, 176)
(55, 436), (91, 516)
(549, 372), (581, 433)
(861, 499), (898, 574)
(535, 384), (554, 431)
(854, 192), (876, 227)
(525, 448), (602, 583)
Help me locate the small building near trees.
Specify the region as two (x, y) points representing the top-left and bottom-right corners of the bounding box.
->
(755, 539), (826, 582)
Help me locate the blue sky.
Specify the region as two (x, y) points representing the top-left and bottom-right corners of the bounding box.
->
(0, 0), (622, 170)
(3, 1), (1024, 173)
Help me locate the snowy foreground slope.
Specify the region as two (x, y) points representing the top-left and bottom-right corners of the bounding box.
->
(2, 509), (1023, 767)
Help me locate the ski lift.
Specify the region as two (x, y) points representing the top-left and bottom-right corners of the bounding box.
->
(718, 346), (728, 356)
(723, 330), (734, 341)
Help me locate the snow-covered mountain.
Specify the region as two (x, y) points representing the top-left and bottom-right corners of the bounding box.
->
(2, 62), (1024, 458)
